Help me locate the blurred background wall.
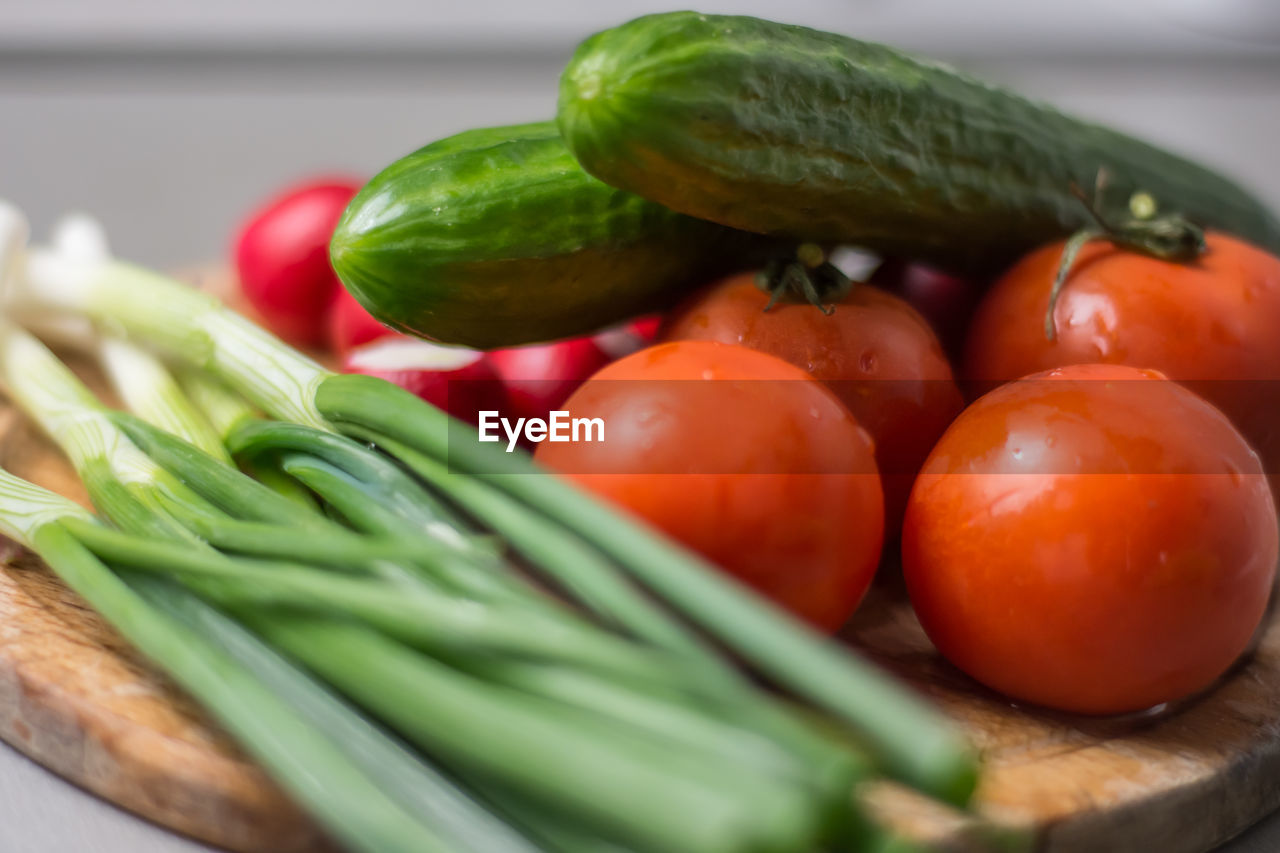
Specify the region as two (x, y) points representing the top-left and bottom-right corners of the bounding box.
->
(2, 0), (1278, 268)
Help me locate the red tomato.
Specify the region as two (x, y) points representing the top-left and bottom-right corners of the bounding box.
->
(329, 284), (393, 356)
(964, 233), (1280, 476)
(536, 340), (884, 631)
(489, 338), (612, 426)
(661, 273), (962, 534)
(903, 363), (1278, 715)
(870, 259), (979, 360)
(234, 178), (363, 348)
(342, 336), (504, 425)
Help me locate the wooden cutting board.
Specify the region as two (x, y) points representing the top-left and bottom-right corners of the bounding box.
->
(1, 269), (1277, 852)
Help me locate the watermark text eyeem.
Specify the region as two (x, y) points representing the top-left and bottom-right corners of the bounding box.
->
(477, 411), (605, 453)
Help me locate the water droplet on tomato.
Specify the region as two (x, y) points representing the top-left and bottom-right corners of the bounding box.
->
(858, 350), (877, 372)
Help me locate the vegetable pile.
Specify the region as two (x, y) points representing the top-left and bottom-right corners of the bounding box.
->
(0, 202), (975, 851)
(9, 8), (1280, 853)
(325, 10), (1280, 719)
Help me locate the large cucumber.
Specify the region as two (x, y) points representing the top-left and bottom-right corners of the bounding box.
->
(329, 121), (773, 348)
(557, 12), (1280, 272)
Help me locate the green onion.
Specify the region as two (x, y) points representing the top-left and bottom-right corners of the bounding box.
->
(11, 212), (229, 464)
(176, 368), (258, 438)
(345, 427), (723, 664)
(112, 409), (537, 608)
(12, 233), (977, 810)
(23, 251), (332, 427)
(95, 336), (232, 463)
(470, 659), (815, 784)
(129, 575), (543, 853)
(0, 471), (465, 853)
(0, 307), (844, 850)
(64, 517), (686, 683)
(226, 417), (477, 540)
(249, 614), (825, 853)
(319, 374), (980, 805)
(110, 411), (323, 526)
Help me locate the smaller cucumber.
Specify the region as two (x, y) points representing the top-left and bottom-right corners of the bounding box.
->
(330, 122), (774, 349)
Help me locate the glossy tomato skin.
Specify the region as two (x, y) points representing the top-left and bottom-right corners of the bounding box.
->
(536, 340), (884, 631)
(965, 233), (1280, 474)
(234, 178), (363, 348)
(662, 273), (962, 533)
(903, 363), (1278, 715)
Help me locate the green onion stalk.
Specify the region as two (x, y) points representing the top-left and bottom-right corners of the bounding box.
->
(105, 356), (885, 844)
(0, 314), (846, 852)
(11, 213), (230, 462)
(176, 369), (323, 510)
(11, 230), (978, 804)
(0, 282), (868, 852)
(0, 469), (524, 853)
(0, 313), (699, 692)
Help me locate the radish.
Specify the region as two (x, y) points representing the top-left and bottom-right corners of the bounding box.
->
(234, 178), (363, 348)
(591, 314), (662, 360)
(342, 336), (504, 425)
(488, 338), (611, 427)
(329, 284), (394, 356)
(870, 259), (977, 360)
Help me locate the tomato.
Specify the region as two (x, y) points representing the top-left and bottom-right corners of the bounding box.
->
(903, 363), (1278, 715)
(489, 337), (613, 425)
(964, 232), (1280, 476)
(870, 259), (979, 360)
(535, 340), (884, 631)
(341, 336), (504, 425)
(661, 273), (962, 533)
(329, 284), (394, 356)
(234, 178), (363, 348)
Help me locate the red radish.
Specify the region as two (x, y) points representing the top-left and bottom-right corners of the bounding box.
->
(342, 336), (504, 425)
(234, 178), (363, 348)
(592, 314), (663, 360)
(627, 315), (662, 342)
(489, 338), (612, 426)
(329, 284), (394, 356)
(870, 259), (978, 360)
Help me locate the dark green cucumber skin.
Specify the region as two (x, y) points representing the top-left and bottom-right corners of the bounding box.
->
(330, 121), (774, 349)
(558, 12), (1280, 272)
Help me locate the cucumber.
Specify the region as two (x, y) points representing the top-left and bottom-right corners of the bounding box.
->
(557, 12), (1280, 272)
(329, 121), (773, 349)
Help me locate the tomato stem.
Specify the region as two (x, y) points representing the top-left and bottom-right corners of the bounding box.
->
(1046, 181), (1206, 340)
(756, 244), (853, 315)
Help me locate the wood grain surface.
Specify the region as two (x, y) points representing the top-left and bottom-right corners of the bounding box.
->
(0, 270), (1275, 852)
(847, 577), (1280, 853)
